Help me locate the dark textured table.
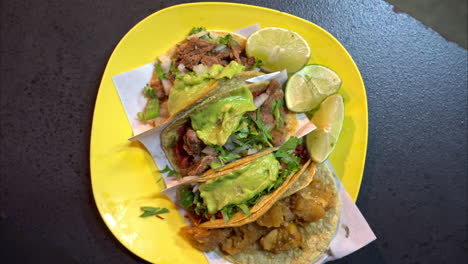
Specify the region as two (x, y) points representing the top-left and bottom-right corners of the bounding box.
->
(1, 0), (467, 263)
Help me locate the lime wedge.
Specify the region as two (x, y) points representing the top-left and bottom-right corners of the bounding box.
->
(306, 94), (344, 163)
(285, 65), (342, 112)
(246, 27), (310, 73)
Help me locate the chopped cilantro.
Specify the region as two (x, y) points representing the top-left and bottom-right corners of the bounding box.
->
(221, 205), (236, 223)
(170, 64), (179, 74)
(154, 61), (167, 79)
(188, 26), (206, 35)
(159, 165), (181, 177)
(252, 59), (265, 69)
(235, 132), (248, 139)
(139, 206), (169, 218)
(218, 34), (234, 45)
(179, 188), (195, 208)
(250, 108), (273, 147)
(219, 153), (241, 163)
(277, 136), (302, 152)
(272, 137), (304, 189)
(272, 99), (285, 128)
(137, 112), (144, 121)
(143, 84), (156, 99)
(199, 34), (211, 41)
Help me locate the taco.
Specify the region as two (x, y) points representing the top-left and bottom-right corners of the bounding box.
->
(180, 161), (340, 264)
(176, 136), (310, 227)
(137, 27), (262, 128)
(160, 76), (299, 177)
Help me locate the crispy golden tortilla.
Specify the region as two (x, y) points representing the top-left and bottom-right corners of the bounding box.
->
(220, 162), (340, 264)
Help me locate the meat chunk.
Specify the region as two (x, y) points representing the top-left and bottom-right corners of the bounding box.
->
(221, 223), (268, 255)
(180, 226), (229, 252)
(258, 80), (287, 146)
(242, 56), (256, 70)
(256, 200), (295, 228)
(175, 38), (218, 70)
(215, 51), (232, 66)
(183, 129), (205, 156)
(259, 223), (304, 253)
(184, 155), (217, 176)
(201, 55), (221, 67)
(291, 178), (334, 222)
(229, 41), (242, 63)
(150, 73), (166, 99)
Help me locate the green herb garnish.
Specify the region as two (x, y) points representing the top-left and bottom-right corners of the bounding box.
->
(272, 99), (285, 128)
(139, 207), (169, 218)
(154, 61), (167, 79)
(250, 108), (273, 147)
(218, 34), (237, 46)
(252, 59), (265, 69)
(199, 34), (211, 41)
(159, 165), (181, 177)
(143, 84), (156, 99)
(277, 136), (302, 153)
(221, 205), (235, 223)
(170, 64), (179, 74)
(188, 26), (206, 35)
(179, 188), (195, 208)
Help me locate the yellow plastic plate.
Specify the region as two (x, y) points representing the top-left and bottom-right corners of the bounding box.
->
(90, 3), (368, 263)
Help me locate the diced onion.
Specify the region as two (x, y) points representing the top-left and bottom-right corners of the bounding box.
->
(247, 148), (259, 155)
(188, 31), (208, 39)
(209, 32), (219, 39)
(202, 146), (216, 156)
(214, 44), (227, 53)
(158, 54), (171, 73)
(233, 24), (261, 38)
(252, 67), (261, 72)
(192, 184), (199, 192)
(232, 145), (250, 154)
(224, 136), (235, 150)
(254, 93), (269, 107)
(177, 64), (186, 76)
(161, 79), (172, 95)
(193, 64), (208, 75)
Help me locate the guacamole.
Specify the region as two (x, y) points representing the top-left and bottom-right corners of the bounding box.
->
(167, 61), (245, 115)
(199, 154), (280, 214)
(190, 86), (257, 146)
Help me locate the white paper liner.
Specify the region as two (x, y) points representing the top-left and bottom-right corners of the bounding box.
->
(245, 70), (288, 86)
(111, 25), (375, 263)
(112, 62), (156, 135)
